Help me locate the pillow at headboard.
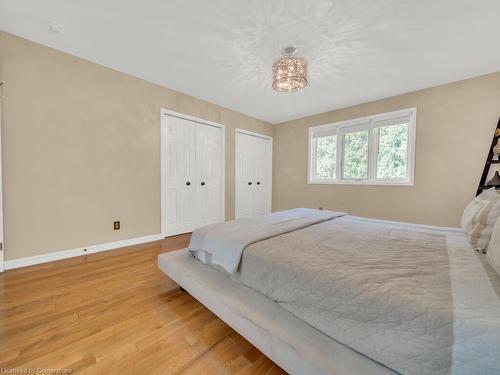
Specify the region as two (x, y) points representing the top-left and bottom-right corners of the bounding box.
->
(462, 187), (500, 251)
(487, 216), (500, 276)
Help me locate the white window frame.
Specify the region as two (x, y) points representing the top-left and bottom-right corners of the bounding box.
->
(308, 107), (416, 186)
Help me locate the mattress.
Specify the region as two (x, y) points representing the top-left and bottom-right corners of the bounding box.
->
(230, 215), (500, 374)
(158, 249), (395, 375)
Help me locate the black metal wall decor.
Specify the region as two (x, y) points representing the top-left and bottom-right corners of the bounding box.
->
(476, 117), (500, 196)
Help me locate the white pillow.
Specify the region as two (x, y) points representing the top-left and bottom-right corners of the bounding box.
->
(487, 216), (500, 276)
(462, 188), (500, 251)
(461, 194), (488, 231)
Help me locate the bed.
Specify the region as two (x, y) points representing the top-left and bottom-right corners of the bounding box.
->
(158, 209), (500, 375)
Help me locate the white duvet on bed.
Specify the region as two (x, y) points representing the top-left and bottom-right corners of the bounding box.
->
(188, 208), (345, 273)
(231, 215), (500, 374)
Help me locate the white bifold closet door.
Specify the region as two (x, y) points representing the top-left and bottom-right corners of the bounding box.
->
(235, 130), (272, 219)
(163, 114), (223, 236)
(195, 123), (223, 227)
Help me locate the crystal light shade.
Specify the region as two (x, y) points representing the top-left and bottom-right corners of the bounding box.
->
(272, 56), (308, 92)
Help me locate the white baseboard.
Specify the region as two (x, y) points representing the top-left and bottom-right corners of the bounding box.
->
(4, 234), (163, 270)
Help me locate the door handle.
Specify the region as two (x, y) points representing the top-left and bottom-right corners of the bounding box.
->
(186, 181), (191, 186)
(257, 182), (261, 185)
(201, 181), (206, 186)
(248, 182), (252, 185)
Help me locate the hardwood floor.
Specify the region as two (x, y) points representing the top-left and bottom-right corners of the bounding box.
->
(0, 235), (286, 374)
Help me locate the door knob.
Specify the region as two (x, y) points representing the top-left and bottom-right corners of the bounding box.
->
(257, 182), (261, 185)
(248, 182), (252, 185)
(186, 181), (191, 186)
(201, 181), (206, 186)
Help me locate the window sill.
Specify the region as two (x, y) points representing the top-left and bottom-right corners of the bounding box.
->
(307, 179), (414, 186)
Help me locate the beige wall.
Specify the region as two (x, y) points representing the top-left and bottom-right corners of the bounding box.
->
(273, 72), (500, 227)
(3, 31), (500, 261)
(0, 32), (273, 260)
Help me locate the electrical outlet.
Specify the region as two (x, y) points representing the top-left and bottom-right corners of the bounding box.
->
(114, 221), (120, 230)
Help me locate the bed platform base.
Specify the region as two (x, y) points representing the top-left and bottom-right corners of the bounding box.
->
(158, 249), (395, 375)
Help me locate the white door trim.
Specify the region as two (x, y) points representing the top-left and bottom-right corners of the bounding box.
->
(235, 129), (273, 219)
(0, 82), (4, 272)
(162, 109), (226, 129)
(160, 108), (225, 237)
(235, 128), (273, 141)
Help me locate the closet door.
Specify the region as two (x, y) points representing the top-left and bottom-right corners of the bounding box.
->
(253, 136), (272, 216)
(164, 116), (197, 236)
(235, 132), (256, 218)
(196, 123), (223, 227)
(235, 131), (272, 219)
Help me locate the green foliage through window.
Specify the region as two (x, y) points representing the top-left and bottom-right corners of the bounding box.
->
(343, 130), (368, 179)
(315, 135), (336, 179)
(377, 124), (408, 179)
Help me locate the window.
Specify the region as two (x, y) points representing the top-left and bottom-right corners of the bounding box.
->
(315, 134), (337, 179)
(309, 108), (416, 185)
(342, 127), (369, 179)
(376, 122), (408, 179)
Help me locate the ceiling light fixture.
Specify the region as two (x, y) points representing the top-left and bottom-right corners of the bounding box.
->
(272, 46), (308, 92)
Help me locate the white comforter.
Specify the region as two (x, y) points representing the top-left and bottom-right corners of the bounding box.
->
(188, 208), (345, 273)
(232, 215), (500, 374)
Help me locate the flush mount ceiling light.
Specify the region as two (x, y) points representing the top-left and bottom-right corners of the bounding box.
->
(272, 46), (308, 92)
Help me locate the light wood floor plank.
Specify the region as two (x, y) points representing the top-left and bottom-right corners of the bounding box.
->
(0, 235), (286, 374)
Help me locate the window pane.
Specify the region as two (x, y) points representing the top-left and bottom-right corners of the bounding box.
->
(315, 135), (336, 179)
(377, 123), (408, 179)
(343, 130), (368, 179)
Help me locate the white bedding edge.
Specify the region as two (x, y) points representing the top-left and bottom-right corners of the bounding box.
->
(188, 208), (345, 273)
(158, 249), (395, 375)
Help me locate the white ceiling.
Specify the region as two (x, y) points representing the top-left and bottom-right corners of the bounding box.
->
(1, 0), (500, 124)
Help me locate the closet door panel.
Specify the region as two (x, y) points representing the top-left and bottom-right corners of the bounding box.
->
(251, 136), (264, 216)
(165, 116), (197, 235)
(253, 137), (272, 216)
(263, 137), (272, 214)
(235, 132), (272, 219)
(196, 123), (223, 227)
(235, 133), (256, 218)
